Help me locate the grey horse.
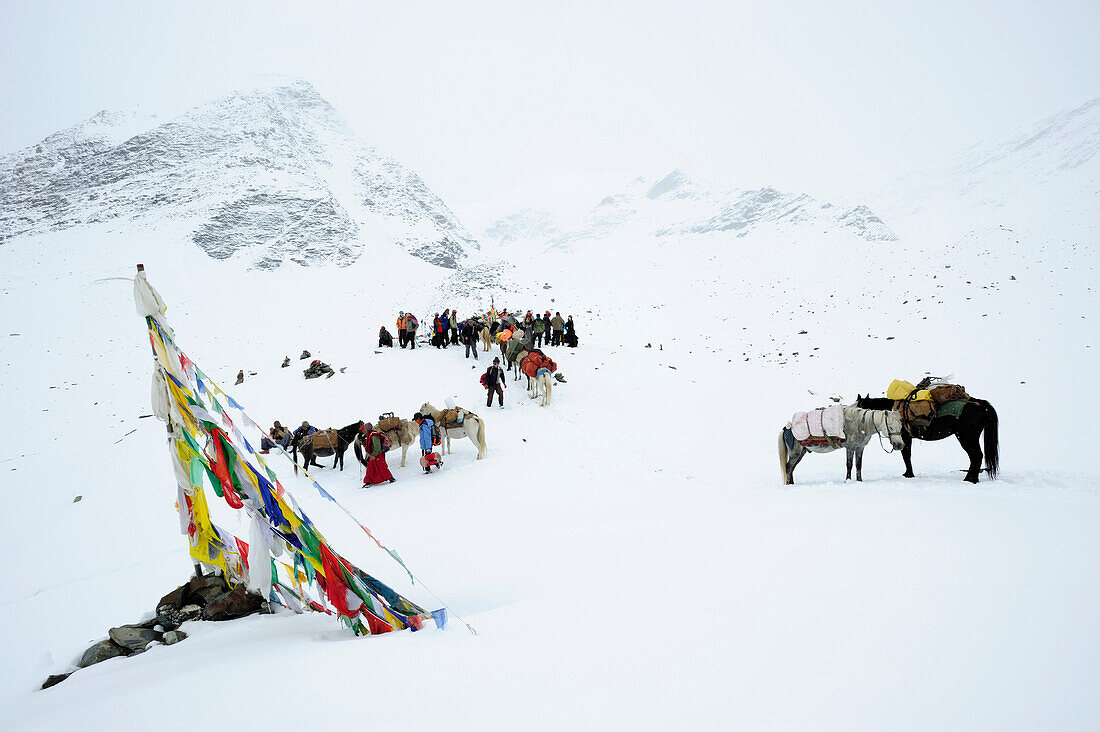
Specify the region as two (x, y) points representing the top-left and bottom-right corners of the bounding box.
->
(778, 407), (905, 485)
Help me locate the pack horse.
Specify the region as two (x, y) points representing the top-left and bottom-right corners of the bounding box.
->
(778, 406), (905, 485)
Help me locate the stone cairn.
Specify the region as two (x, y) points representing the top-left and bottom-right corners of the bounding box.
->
(41, 574), (266, 690)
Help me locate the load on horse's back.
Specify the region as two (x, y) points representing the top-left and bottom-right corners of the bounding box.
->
(778, 406), (905, 485)
(419, 402), (487, 460)
(858, 376), (997, 483)
(292, 421), (363, 473)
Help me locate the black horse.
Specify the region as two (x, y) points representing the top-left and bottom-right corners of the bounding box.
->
(855, 396), (999, 483)
(291, 421), (363, 473)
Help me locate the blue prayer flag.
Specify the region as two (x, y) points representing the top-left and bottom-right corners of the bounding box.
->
(432, 608), (448, 630)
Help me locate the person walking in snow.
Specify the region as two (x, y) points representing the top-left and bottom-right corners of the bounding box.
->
(450, 308), (460, 345)
(413, 412), (437, 473)
(361, 425), (396, 486)
(484, 357), (506, 408)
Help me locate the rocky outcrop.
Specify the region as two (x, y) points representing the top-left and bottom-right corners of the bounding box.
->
(42, 573), (267, 690)
(0, 78), (478, 269)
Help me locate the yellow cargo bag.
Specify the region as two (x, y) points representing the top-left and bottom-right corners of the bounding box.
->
(887, 379), (932, 401)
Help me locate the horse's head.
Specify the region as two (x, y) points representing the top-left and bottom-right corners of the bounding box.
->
(885, 410), (906, 451)
(420, 402), (435, 417)
(855, 393), (867, 408)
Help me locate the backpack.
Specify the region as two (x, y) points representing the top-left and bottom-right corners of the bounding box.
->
(379, 432), (393, 451)
(406, 314), (418, 330)
(431, 424), (441, 446)
(479, 371), (489, 388)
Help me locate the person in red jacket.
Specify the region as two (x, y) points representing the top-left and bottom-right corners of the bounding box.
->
(361, 425), (395, 486)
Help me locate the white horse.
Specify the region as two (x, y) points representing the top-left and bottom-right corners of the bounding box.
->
(419, 402), (487, 459)
(778, 406), (905, 485)
(528, 368), (552, 405)
(480, 326), (493, 352)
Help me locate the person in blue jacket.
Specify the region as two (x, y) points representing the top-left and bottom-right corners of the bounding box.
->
(413, 412), (437, 473)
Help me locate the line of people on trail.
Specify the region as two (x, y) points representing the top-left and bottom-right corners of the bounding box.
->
(378, 309), (579, 352)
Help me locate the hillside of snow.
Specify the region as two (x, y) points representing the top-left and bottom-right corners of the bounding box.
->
(479, 169), (896, 254)
(0, 93), (1098, 730)
(0, 78), (477, 269)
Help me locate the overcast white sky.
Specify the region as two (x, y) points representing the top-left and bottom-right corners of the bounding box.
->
(2, 0), (1098, 210)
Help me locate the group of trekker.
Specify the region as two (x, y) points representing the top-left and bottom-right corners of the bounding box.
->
(379, 309), (579, 353)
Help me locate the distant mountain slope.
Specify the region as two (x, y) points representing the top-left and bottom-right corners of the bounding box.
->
(0, 78), (477, 269)
(480, 170), (896, 251)
(880, 95), (1100, 225)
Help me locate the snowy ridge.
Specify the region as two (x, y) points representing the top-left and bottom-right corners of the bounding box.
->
(0, 78), (477, 269)
(880, 95), (1100, 226)
(480, 169), (896, 252)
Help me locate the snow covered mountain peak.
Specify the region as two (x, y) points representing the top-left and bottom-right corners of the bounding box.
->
(0, 78), (477, 269)
(479, 170), (896, 251)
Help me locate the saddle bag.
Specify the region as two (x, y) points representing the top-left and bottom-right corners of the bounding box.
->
(930, 384), (968, 404)
(311, 429), (338, 450)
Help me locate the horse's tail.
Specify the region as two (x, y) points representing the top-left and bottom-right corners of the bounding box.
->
(778, 429), (788, 485)
(477, 416), (487, 458)
(292, 442), (300, 475)
(980, 399), (999, 479)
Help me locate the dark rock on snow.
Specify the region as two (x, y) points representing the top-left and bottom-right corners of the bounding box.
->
(163, 630), (188, 645)
(78, 639), (129, 668)
(204, 585), (264, 621)
(41, 673), (72, 690)
(109, 625), (163, 653)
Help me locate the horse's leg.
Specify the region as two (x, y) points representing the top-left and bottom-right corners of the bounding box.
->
(855, 447), (864, 482)
(901, 433), (915, 478)
(958, 432), (983, 483)
(787, 444), (806, 485)
(845, 446), (854, 481)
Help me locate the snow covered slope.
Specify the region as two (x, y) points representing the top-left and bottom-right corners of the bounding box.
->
(0, 78), (477, 269)
(480, 169), (896, 253)
(0, 94), (1097, 730)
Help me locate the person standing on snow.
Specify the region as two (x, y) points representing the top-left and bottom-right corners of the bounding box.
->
(361, 424), (396, 486)
(483, 357), (507, 408)
(462, 319), (479, 360)
(532, 314), (546, 347)
(550, 312), (565, 346)
(397, 312), (407, 348)
(450, 308), (460, 345)
(564, 315), (577, 347)
(413, 412), (437, 473)
(405, 312), (418, 348)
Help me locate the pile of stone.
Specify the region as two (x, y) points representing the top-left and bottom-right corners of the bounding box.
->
(42, 574), (266, 690)
(303, 360), (335, 379)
